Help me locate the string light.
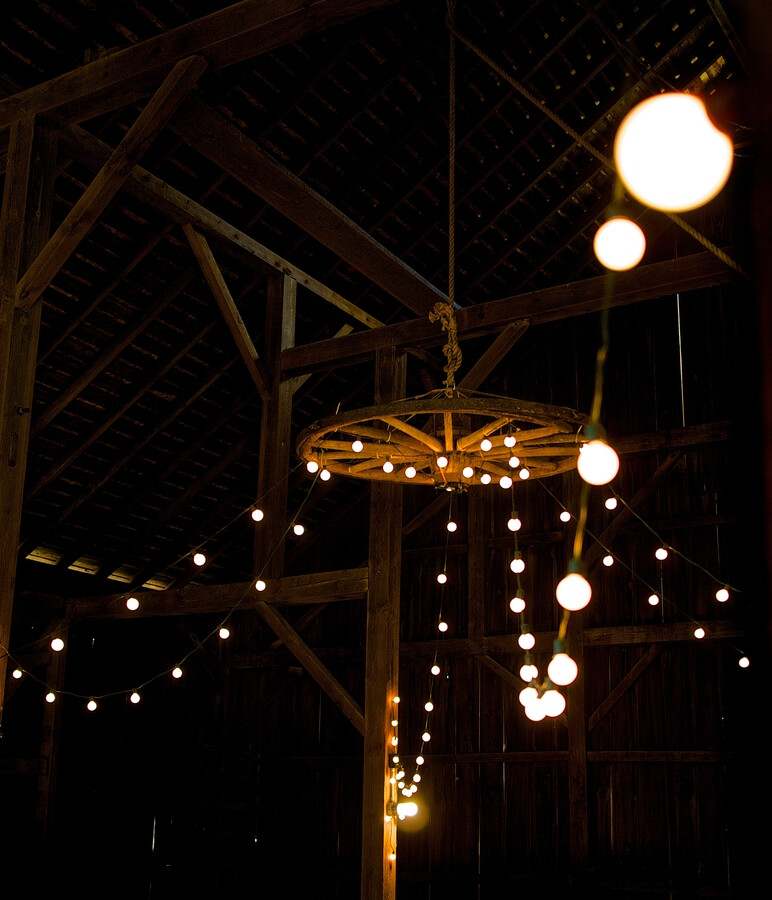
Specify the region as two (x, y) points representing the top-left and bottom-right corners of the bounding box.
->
(172, 667), (183, 679)
(518, 468), (530, 480)
(447, 520), (458, 533)
(437, 572), (448, 584)
(694, 627), (706, 640)
(320, 468), (331, 481)
(716, 587), (729, 603)
(648, 593), (660, 606)
(602, 555), (614, 567)
(255, 579), (266, 592)
(292, 523), (305, 536)
(480, 473), (492, 485)
(87, 699), (97, 711)
(306, 460), (319, 473)
(351, 439), (363, 453)
(739, 657), (750, 668)
(251, 507), (264, 522)
(45, 692), (55, 703)
(431, 664), (441, 676)
(193, 552), (206, 566)
(50, 637), (64, 652)
(480, 438), (492, 451)
(655, 547), (669, 561)
(560, 510), (571, 522)
(219, 627), (230, 640)
(12, 668), (22, 679)
(130, 691), (141, 704)
(126, 596), (139, 611)
(604, 497), (617, 510)
(405, 465), (417, 479)
(500, 475), (513, 489)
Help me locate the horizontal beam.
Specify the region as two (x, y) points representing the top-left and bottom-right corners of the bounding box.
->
(281, 251), (738, 375)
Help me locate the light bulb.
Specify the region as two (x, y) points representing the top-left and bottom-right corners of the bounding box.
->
(431, 664), (441, 676)
(413, 773), (421, 783)
(126, 596), (139, 611)
(508, 455), (520, 468)
(499, 475), (513, 489)
(524, 699), (547, 721)
(87, 699), (97, 711)
(480, 473), (492, 485)
(602, 555), (614, 567)
(518, 632), (535, 650)
(219, 627), (230, 640)
(504, 435), (517, 448)
(605, 497), (618, 510)
(560, 509), (571, 522)
(392, 756), (400, 764)
(12, 668), (22, 679)
(352, 439), (363, 453)
(739, 656), (750, 669)
(320, 468), (331, 481)
(425, 701), (434, 711)
(577, 439), (619, 485)
(593, 216), (646, 271)
(510, 556), (525, 574)
(255, 579), (266, 592)
(45, 692), (56, 703)
(509, 595), (526, 614)
(437, 572), (448, 585)
(694, 627), (706, 640)
(172, 666), (183, 679)
(716, 587), (729, 602)
(393, 696), (400, 704)
(130, 691), (141, 704)
(392, 736), (399, 746)
(507, 516), (522, 532)
(251, 507), (264, 522)
(462, 465), (474, 478)
(480, 438), (492, 452)
(51, 637), (64, 652)
(293, 523), (305, 536)
(306, 460), (319, 473)
(416, 755), (425, 765)
(388, 851), (397, 861)
(519, 663), (533, 681)
(405, 465), (417, 479)
(556, 572), (592, 611)
(648, 593), (660, 606)
(447, 520), (457, 533)
(547, 652), (578, 686)
(436, 455), (449, 469)
(193, 551), (206, 566)
(614, 92), (733, 212)
(391, 718), (398, 727)
(397, 801), (418, 819)
(438, 621), (448, 633)
(542, 689), (567, 718)
(422, 731), (431, 742)
(382, 460), (394, 474)
(519, 467), (530, 480)
(519, 686), (538, 707)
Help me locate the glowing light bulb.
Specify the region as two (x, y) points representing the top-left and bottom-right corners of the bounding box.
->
(397, 801), (418, 819)
(45, 692), (56, 704)
(12, 668), (22, 679)
(436, 455), (449, 469)
(525, 699), (547, 722)
(447, 520), (457, 533)
(694, 627), (706, 640)
(392, 756), (400, 764)
(519, 468), (530, 480)
(480, 473), (492, 485)
(520, 663), (538, 681)
(382, 460), (394, 474)
(392, 736), (399, 746)
(172, 667), (183, 679)
(648, 593), (660, 606)
(393, 696), (400, 704)
(422, 731), (431, 742)
(605, 497), (618, 510)
(438, 621), (448, 633)
(577, 440), (619, 485)
(251, 507), (264, 522)
(556, 572), (592, 611)
(130, 691), (141, 704)
(352, 439), (364, 453)
(518, 632), (535, 650)
(716, 587), (729, 602)
(462, 465), (474, 478)
(293, 523), (305, 536)
(437, 572), (448, 584)
(306, 460), (319, 473)
(507, 516), (522, 532)
(391, 718), (398, 727)
(509, 595), (526, 614)
(413, 773), (421, 783)
(593, 217), (646, 270)
(602, 555), (614, 567)
(193, 552), (206, 566)
(614, 93), (733, 212)
(425, 701), (434, 711)
(431, 665), (441, 676)
(87, 699), (97, 712)
(508, 455), (521, 469)
(504, 435), (517, 448)
(126, 596), (139, 611)
(542, 689), (567, 718)
(405, 465), (417, 479)
(547, 652), (578, 686)
(320, 468), (331, 481)
(255, 579), (266, 592)
(519, 686), (538, 708)
(510, 555), (525, 574)
(480, 438), (492, 452)
(219, 627), (230, 640)
(739, 656), (750, 668)
(388, 851), (397, 861)
(50, 637), (64, 652)
(416, 755), (425, 765)
(560, 509), (571, 523)
(499, 475), (513, 489)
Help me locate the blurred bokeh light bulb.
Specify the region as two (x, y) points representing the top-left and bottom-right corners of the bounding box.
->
(556, 571), (592, 611)
(548, 652), (578, 686)
(578, 439), (619, 485)
(593, 217), (646, 270)
(614, 93), (733, 212)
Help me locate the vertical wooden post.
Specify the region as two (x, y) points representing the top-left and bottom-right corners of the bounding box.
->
(255, 274), (296, 580)
(361, 346), (405, 900)
(0, 119), (55, 727)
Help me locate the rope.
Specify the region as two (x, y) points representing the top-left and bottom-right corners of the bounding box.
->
(429, 300), (462, 394)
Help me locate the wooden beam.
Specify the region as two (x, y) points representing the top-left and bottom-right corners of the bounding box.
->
(254, 600), (365, 734)
(0, 0), (398, 128)
(183, 224), (269, 402)
(588, 644), (661, 732)
(457, 320), (529, 390)
(172, 95), (446, 317)
(15, 55), (207, 312)
(281, 251), (738, 375)
(66, 567), (369, 618)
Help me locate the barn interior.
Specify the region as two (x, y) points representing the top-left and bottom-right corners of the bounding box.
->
(0, 0), (770, 897)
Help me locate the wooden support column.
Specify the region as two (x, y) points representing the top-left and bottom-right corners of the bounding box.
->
(255, 275), (296, 579)
(0, 120), (56, 727)
(361, 346), (405, 900)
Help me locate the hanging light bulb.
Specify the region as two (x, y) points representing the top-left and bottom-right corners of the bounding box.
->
(416, 755), (425, 765)
(504, 435), (517, 448)
(602, 555), (614, 567)
(424, 701), (434, 712)
(397, 800), (418, 819)
(480, 438), (492, 452)
(431, 664), (441, 676)
(436, 455), (449, 469)
(45, 692), (56, 704)
(510, 552), (525, 574)
(524, 698), (547, 721)
(255, 579), (266, 592)
(306, 460), (319, 474)
(547, 644), (579, 686)
(560, 510), (571, 523)
(193, 551), (206, 566)
(499, 475), (513, 489)
(12, 668), (22, 679)
(556, 563), (592, 611)
(480, 473), (492, 485)
(577, 439), (619, 485)
(542, 689), (567, 718)
(519, 468), (530, 480)
(219, 627), (230, 640)
(172, 666), (183, 679)
(509, 594), (526, 614)
(518, 631), (535, 651)
(50, 637), (64, 652)
(320, 468), (331, 481)
(508, 455), (521, 469)
(447, 520), (458, 533)
(422, 731), (431, 742)
(382, 459), (394, 474)
(519, 663), (537, 681)
(655, 546), (669, 561)
(519, 686), (538, 707)
(126, 596), (139, 611)
(614, 93), (733, 212)
(130, 691), (141, 704)
(648, 593), (660, 606)
(715, 587), (729, 603)
(293, 523), (305, 536)
(739, 656), (750, 669)
(593, 217), (646, 270)
(462, 465), (474, 479)
(694, 626), (706, 640)
(507, 516), (522, 532)
(87, 699), (98, 712)
(405, 465), (417, 479)
(437, 572), (448, 585)
(413, 773), (422, 783)
(605, 497), (618, 510)
(251, 507), (264, 522)
(438, 620), (449, 633)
